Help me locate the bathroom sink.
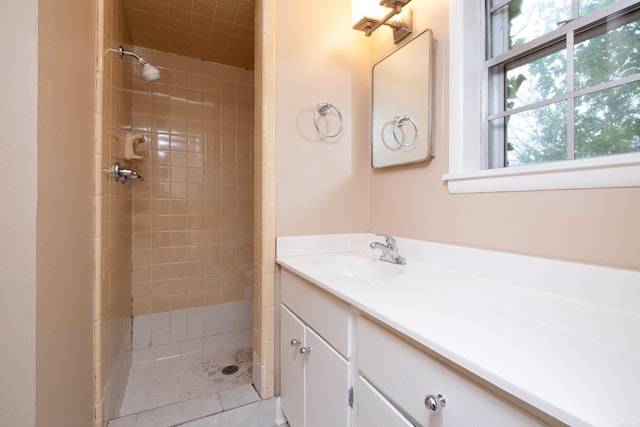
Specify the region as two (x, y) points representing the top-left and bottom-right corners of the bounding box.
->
(314, 255), (404, 280)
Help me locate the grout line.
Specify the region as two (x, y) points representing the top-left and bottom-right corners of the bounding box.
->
(168, 397), (280, 427)
(170, 395), (272, 427)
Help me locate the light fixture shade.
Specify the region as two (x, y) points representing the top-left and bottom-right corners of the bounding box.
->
(351, 0), (385, 26)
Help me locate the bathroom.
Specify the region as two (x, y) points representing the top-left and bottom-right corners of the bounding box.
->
(2, 0), (639, 426)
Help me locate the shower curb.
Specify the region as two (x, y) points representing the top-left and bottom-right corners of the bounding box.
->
(176, 395), (279, 427)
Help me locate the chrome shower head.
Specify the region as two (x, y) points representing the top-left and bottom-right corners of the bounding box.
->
(108, 46), (161, 82)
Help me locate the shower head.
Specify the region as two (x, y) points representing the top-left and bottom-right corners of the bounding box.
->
(141, 62), (161, 82)
(108, 46), (161, 82)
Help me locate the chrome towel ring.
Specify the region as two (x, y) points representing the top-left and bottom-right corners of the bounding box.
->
(314, 102), (343, 138)
(392, 115), (418, 147)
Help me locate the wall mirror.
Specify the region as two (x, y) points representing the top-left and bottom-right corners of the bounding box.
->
(372, 29), (433, 168)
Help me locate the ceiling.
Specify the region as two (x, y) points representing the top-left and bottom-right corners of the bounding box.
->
(122, 0), (255, 70)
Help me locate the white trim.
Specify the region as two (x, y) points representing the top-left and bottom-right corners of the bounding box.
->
(448, 0), (484, 175)
(274, 396), (287, 426)
(447, 0), (640, 194)
(444, 153), (640, 193)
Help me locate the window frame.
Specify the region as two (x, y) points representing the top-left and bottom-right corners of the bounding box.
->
(446, 0), (640, 193)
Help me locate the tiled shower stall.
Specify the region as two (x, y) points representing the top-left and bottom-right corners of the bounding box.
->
(94, 0), (280, 424)
(95, 0), (257, 422)
(125, 48), (255, 419)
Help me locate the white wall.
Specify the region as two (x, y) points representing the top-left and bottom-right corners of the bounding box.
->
(0, 0), (38, 425)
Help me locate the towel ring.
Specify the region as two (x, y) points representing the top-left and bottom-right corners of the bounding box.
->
(392, 115), (418, 147)
(314, 102), (343, 138)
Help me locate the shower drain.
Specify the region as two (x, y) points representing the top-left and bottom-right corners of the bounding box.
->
(221, 364), (240, 375)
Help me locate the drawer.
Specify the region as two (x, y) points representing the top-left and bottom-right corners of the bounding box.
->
(281, 268), (350, 358)
(357, 315), (546, 427)
(357, 376), (415, 427)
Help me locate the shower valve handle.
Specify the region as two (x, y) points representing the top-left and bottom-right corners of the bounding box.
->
(106, 162), (144, 183)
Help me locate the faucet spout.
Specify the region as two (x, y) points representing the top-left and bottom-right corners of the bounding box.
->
(370, 235), (406, 265)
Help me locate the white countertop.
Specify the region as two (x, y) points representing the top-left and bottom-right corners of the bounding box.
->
(276, 234), (640, 427)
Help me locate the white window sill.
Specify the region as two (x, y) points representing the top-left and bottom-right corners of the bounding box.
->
(443, 153), (640, 193)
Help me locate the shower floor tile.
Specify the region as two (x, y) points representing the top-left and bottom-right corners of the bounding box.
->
(110, 392), (224, 427)
(119, 343), (253, 418)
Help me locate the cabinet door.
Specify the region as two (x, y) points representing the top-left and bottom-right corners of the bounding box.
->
(281, 305), (306, 427)
(305, 327), (350, 427)
(357, 376), (415, 427)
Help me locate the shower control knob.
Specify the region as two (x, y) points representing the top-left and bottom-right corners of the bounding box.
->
(425, 394), (446, 413)
(299, 346), (312, 355)
(290, 338), (302, 347)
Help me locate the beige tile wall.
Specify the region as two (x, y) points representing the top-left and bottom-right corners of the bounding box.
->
(95, 0), (134, 424)
(252, 0), (276, 398)
(130, 47), (254, 316)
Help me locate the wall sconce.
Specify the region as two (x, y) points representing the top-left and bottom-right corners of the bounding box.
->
(352, 0), (413, 44)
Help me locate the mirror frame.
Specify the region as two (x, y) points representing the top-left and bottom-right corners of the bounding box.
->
(372, 29), (434, 168)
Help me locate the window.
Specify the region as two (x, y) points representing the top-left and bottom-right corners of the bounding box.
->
(446, 0), (640, 193)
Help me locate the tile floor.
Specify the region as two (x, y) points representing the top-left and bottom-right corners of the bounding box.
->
(109, 340), (283, 427)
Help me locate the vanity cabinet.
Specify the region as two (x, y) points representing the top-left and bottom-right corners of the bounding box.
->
(280, 270), (351, 427)
(280, 305), (305, 427)
(279, 268), (550, 427)
(356, 315), (546, 427)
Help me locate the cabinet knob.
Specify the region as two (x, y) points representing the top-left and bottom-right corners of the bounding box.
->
(299, 346), (312, 355)
(290, 338), (302, 347)
(425, 394), (446, 413)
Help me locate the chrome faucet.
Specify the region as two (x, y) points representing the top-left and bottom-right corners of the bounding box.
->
(370, 234), (406, 265)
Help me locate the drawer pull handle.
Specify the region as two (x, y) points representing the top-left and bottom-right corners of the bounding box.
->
(290, 338), (302, 347)
(299, 346), (312, 355)
(425, 394), (446, 413)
